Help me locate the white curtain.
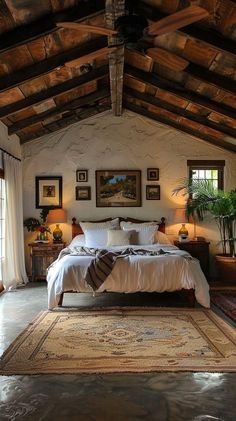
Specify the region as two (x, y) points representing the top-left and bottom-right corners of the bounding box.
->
(3, 153), (28, 289)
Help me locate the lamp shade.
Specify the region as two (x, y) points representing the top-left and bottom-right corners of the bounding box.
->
(47, 209), (67, 223)
(173, 208), (187, 224)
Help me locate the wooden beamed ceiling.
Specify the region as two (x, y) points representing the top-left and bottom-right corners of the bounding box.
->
(0, 0), (235, 152)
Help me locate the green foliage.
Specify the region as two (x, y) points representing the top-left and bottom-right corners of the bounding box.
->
(173, 179), (236, 257)
(24, 209), (49, 232)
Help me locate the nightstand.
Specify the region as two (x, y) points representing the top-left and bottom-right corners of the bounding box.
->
(174, 240), (210, 278)
(28, 242), (66, 281)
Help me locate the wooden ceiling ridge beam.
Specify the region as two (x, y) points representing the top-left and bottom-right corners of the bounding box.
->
(124, 101), (236, 153)
(20, 102), (111, 144)
(124, 87), (236, 138)
(124, 64), (236, 120)
(0, 37), (109, 93)
(8, 87), (110, 135)
(0, 1), (105, 53)
(0, 64), (109, 119)
(135, 3), (236, 57)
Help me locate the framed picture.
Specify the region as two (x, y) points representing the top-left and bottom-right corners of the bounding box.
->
(146, 185), (160, 200)
(96, 170), (141, 207)
(76, 186), (91, 200)
(76, 169), (88, 182)
(147, 168), (159, 181)
(35, 176), (62, 209)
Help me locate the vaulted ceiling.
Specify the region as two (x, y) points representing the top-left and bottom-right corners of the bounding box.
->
(0, 0), (236, 153)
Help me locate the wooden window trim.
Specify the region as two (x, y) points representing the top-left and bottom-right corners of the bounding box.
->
(187, 160), (225, 190)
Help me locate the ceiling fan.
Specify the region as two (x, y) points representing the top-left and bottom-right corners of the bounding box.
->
(56, 5), (209, 68)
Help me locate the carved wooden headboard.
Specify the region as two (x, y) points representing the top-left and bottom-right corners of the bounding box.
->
(71, 217), (166, 238)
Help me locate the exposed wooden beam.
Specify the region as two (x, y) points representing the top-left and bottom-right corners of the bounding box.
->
(125, 64), (236, 120)
(124, 87), (236, 138)
(0, 38), (108, 93)
(20, 102), (111, 144)
(9, 88), (110, 134)
(136, 3), (236, 57)
(0, 1), (105, 53)
(124, 101), (236, 153)
(0, 65), (109, 118)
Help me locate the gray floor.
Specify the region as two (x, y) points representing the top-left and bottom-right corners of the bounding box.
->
(0, 282), (236, 421)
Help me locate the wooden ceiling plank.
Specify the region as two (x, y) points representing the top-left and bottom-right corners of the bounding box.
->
(124, 100), (236, 153)
(125, 64), (236, 120)
(20, 102), (111, 144)
(0, 1), (105, 53)
(0, 37), (108, 93)
(0, 64), (109, 118)
(124, 87), (236, 138)
(65, 46), (117, 68)
(9, 87), (110, 134)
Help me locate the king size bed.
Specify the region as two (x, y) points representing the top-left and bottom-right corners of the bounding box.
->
(47, 217), (210, 310)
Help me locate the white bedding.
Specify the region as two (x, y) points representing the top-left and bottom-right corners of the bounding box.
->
(47, 243), (210, 310)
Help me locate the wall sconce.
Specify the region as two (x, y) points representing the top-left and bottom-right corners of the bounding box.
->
(47, 209), (67, 242)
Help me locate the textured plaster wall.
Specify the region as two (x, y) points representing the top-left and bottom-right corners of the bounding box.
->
(22, 110), (236, 273)
(0, 122), (21, 158)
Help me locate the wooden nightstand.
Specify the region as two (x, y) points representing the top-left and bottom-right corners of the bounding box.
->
(28, 242), (66, 281)
(174, 240), (210, 278)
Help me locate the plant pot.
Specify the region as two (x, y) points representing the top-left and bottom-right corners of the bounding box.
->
(215, 254), (236, 282)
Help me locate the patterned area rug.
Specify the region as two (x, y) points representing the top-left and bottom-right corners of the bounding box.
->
(1, 308), (236, 374)
(211, 292), (236, 323)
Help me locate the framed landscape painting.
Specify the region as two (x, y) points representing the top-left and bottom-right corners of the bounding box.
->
(96, 170), (141, 207)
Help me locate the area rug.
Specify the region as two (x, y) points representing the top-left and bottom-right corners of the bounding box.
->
(1, 308), (236, 375)
(211, 292), (236, 323)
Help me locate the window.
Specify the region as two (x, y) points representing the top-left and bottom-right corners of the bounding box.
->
(0, 168), (5, 282)
(187, 160), (225, 190)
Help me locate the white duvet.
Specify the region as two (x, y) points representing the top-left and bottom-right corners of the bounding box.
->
(47, 244), (210, 310)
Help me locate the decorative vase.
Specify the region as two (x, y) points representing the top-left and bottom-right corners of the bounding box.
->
(215, 254), (236, 282)
(39, 232), (46, 241)
(178, 224), (189, 242)
(53, 224), (62, 242)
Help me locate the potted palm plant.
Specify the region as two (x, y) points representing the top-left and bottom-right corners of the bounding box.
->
(173, 179), (236, 281)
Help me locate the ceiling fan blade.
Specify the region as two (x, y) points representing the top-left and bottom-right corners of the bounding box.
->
(65, 46), (117, 68)
(147, 48), (189, 71)
(56, 22), (118, 36)
(147, 6), (209, 36)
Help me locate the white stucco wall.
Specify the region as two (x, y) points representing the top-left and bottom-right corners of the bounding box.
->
(22, 110), (236, 273)
(0, 122), (21, 158)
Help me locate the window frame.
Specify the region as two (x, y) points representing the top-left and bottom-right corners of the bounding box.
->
(187, 160), (225, 191)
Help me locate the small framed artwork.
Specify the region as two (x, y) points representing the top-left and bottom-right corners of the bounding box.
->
(76, 170), (88, 182)
(146, 185), (160, 200)
(35, 176), (62, 209)
(96, 170), (141, 207)
(76, 186), (91, 200)
(147, 168), (159, 181)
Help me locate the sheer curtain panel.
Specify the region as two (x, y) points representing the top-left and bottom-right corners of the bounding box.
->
(3, 153), (28, 289)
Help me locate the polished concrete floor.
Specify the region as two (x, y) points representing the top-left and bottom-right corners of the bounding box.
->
(0, 282), (236, 421)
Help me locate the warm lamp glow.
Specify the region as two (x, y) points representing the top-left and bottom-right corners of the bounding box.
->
(173, 208), (187, 224)
(47, 209), (67, 223)
(47, 209), (67, 242)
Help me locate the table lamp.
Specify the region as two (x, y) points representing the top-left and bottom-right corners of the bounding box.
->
(47, 209), (67, 242)
(173, 208), (189, 242)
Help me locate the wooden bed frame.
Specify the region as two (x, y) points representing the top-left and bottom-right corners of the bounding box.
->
(57, 217), (195, 307)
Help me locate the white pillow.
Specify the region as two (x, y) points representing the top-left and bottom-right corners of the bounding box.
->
(84, 229), (109, 248)
(107, 229), (132, 246)
(154, 230), (171, 245)
(69, 234), (85, 247)
(80, 218), (119, 232)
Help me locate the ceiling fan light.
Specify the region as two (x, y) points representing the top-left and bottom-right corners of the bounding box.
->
(115, 14), (148, 43)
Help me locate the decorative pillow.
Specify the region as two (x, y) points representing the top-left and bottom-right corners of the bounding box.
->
(80, 218), (119, 232)
(69, 234), (85, 247)
(120, 221), (156, 230)
(154, 230), (171, 245)
(122, 224), (158, 245)
(84, 229), (109, 248)
(107, 229), (132, 246)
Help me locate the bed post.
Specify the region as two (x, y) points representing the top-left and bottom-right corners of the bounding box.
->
(159, 217), (166, 233)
